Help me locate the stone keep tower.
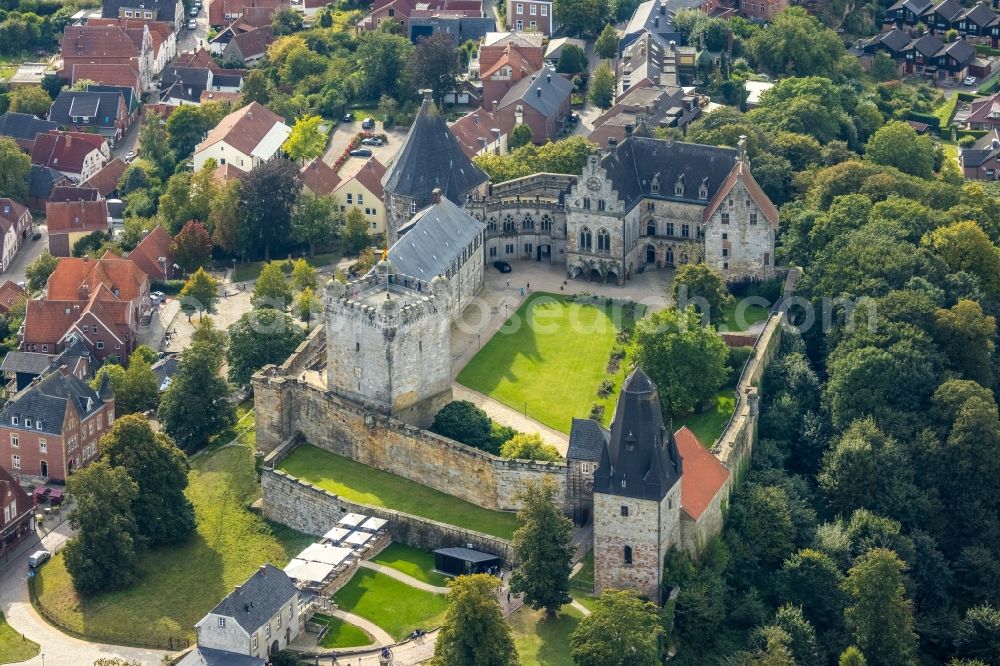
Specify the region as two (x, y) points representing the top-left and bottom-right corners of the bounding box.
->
(592, 368), (682, 601)
(324, 260), (452, 428)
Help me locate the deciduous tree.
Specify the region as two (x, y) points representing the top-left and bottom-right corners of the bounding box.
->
(342, 206), (371, 255)
(8, 85), (53, 115)
(171, 220), (213, 273)
(499, 433), (562, 462)
(179, 267), (220, 318)
(0, 137), (30, 202)
(101, 414), (195, 546)
(433, 574), (518, 666)
(555, 0), (607, 37)
(556, 43), (587, 74)
(595, 24), (618, 59)
(226, 308), (306, 388)
(158, 339), (235, 452)
(240, 159), (300, 260)
(25, 250), (58, 292)
(283, 115), (327, 161)
(90, 357), (159, 416)
(842, 548), (918, 666)
(252, 262), (293, 308)
(672, 262), (733, 326)
(865, 121), (935, 180)
(570, 589), (662, 666)
(749, 8), (845, 78)
(509, 123), (534, 149)
(290, 258), (318, 291)
(406, 32), (460, 106)
(589, 61), (615, 110)
(293, 190), (339, 257)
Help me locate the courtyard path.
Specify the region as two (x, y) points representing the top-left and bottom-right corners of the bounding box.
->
(358, 561), (450, 594)
(569, 600), (592, 616)
(329, 609), (394, 647)
(452, 384), (570, 456)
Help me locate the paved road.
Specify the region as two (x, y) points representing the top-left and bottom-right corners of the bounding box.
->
(3, 225), (48, 287)
(177, 0), (210, 54)
(0, 519), (170, 666)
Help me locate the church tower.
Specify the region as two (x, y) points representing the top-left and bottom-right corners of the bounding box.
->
(381, 92), (489, 245)
(592, 368), (682, 601)
(323, 259), (452, 428)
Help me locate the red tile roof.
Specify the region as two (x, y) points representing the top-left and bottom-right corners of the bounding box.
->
(213, 162), (247, 184)
(30, 131), (108, 176)
(47, 256), (147, 304)
(340, 157), (386, 198)
(62, 24), (141, 60)
(196, 101), (285, 157)
(0, 281), (27, 313)
(300, 158), (341, 196)
(24, 298), (83, 343)
(45, 200), (109, 236)
(82, 158), (128, 198)
(69, 63), (141, 92)
(450, 108), (505, 158)
(0, 199), (28, 233)
(674, 426), (730, 521)
(49, 186), (100, 203)
(127, 225), (172, 280)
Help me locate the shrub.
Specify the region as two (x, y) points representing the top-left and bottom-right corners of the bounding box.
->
(490, 422), (518, 453)
(597, 379), (615, 397)
(151, 279), (187, 295)
(590, 403), (605, 421)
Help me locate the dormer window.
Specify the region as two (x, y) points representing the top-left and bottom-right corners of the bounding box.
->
(650, 172), (660, 193)
(10, 417), (17, 426)
(699, 177), (709, 199)
(674, 174), (685, 196)
(25, 419), (31, 428)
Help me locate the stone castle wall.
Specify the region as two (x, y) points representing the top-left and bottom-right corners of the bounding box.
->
(254, 367), (567, 512)
(262, 468), (512, 560)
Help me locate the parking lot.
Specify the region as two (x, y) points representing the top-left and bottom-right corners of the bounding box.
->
(323, 117), (409, 169)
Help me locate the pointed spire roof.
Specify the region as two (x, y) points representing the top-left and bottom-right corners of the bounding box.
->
(381, 93), (488, 204)
(594, 368), (681, 501)
(98, 369), (114, 400)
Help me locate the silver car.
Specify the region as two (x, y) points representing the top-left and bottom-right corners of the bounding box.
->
(28, 550), (51, 568)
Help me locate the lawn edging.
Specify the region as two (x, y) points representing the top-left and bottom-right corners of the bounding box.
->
(261, 467), (514, 560)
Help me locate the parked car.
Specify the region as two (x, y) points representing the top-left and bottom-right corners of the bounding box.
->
(187, 19), (197, 29)
(28, 550), (50, 568)
(361, 137), (383, 146)
(150, 290), (166, 304)
(189, 6), (198, 15)
(343, 112), (354, 122)
(493, 260), (512, 273)
(567, 112), (579, 124)
(361, 117), (375, 130)
(964, 76), (977, 86)
(349, 148), (373, 157)
(125, 150), (137, 161)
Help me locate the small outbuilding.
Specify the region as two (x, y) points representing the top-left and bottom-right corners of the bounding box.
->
(433, 547), (501, 577)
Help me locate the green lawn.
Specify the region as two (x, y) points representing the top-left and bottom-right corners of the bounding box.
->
(233, 253), (338, 282)
(370, 543), (449, 587)
(933, 91), (959, 128)
(677, 389), (736, 447)
(570, 551), (594, 592)
(508, 605), (584, 666)
(278, 444), (519, 540)
(718, 302), (769, 332)
(333, 569), (448, 641)
(312, 613), (373, 649)
(570, 592), (600, 614)
(0, 612), (39, 664)
(457, 293), (638, 433)
(32, 446), (312, 647)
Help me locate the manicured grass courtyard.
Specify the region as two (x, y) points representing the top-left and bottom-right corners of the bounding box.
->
(508, 605), (584, 666)
(570, 551), (594, 592)
(370, 543), (449, 587)
(312, 613), (373, 649)
(32, 446), (312, 647)
(277, 444), (520, 539)
(677, 388), (736, 447)
(718, 302), (769, 332)
(333, 569), (448, 641)
(0, 612), (39, 664)
(457, 293), (638, 433)
(233, 252), (338, 282)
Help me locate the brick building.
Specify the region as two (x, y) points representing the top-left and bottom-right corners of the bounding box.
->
(505, 0), (555, 34)
(31, 131), (111, 184)
(46, 200), (111, 257)
(0, 369), (114, 482)
(0, 465), (33, 559)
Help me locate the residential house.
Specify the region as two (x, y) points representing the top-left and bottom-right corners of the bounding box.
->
(0, 113), (58, 152)
(126, 225), (175, 280)
(480, 36), (545, 110)
(738, 0), (787, 20)
(505, 0), (554, 34)
(0, 200), (33, 273)
(46, 200), (111, 257)
(68, 63), (142, 98)
(884, 0), (934, 27)
(588, 84), (700, 148)
(209, 0), (288, 28)
(0, 367), (114, 482)
(474, 31), (543, 78)
(60, 24), (154, 89)
(927, 0), (965, 32)
(495, 66), (572, 144)
(0, 282), (27, 315)
(0, 465), (34, 559)
(0, 338), (94, 398)
(332, 158), (388, 235)
(47, 90), (130, 145)
(618, 32), (697, 95)
(451, 107), (507, 157)
(101, 0), (184, 31)
(408, 9), (495, 44)
(967, 90), (1000, 129)
(49, 186), (100, 204)
(543, 37), (586, 67)
(81, 158), (129, 199)
(185, 564), (301, 664)
(213, 162), (248, 184)
(955, 2), (999, 44)
(220, 25), (275, 65)
(299, 158), (341, 196)
(192, 101), (291, 171)
(960, 128), (1000, 178)
(88, 18), (177, 73)
(358, 0), (484, 37)
(160, 67), (243, 105)
(31, 131), (110, 183)
(151, 354), (179, 391)
(26, 166), (71, 212)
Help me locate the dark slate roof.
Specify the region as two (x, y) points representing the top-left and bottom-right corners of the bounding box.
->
(889, 0), (933, 14)
(88, 84), (138, 112)
(499, 66), (573, 118)
(0, 369), (107, 436)
(161, 66), (212, 88)
(0, 352), (55, 375)
(49, 90), (123, 129)
(880, 28), (911, 52)
(600, 136), (737, 212)
(151, 354), (179, 389)
(0, 112), (58, 143)
(941, 38), (976, 64)
(207, 564), (297, 634)
(433, 547), (501, 563)
(389, 197), (485, 280)
(28, 165), (65, 198)
(962, 128), (1000, 166)
(382, 95), (488, 203)
(107, 199), (126, 219)
(932, 0), (963, 20)
(176, 647), (265, 666)
(213, 73), (243, 88)
(961, 1), (995, 25)
(102, 0), (180, 24)
(593, 368), (681, 501)
(908, 33), (944, 57)
(567, 418), (610, 462)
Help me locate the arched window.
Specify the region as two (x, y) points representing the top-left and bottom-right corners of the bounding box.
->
(597, 228), (610, 253)
(503, 215), (515, 233)
(523, 214), (534, 230)
(646, 221), (656, 237)
(623, 545), (633, 564)
(579, 227), (592, 250)
(540, 215), (552, 231)
(487, 217), (497, 233)
(666, 247), (675, 266)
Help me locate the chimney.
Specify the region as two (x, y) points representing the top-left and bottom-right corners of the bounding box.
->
(492, 99), (498, 112)
(432, 187), (443, 203)
(654, 16), (659, 28)
(669, 40), (677, 51)
(65, 134), (72, 147)
(993, 137), (999, 150)
(536, 87), (542, 97)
